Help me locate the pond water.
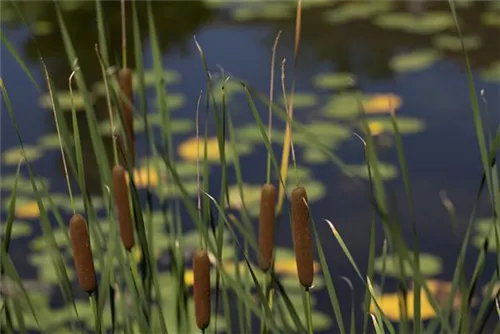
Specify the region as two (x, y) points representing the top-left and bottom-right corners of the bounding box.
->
(1, 1), (500, 333)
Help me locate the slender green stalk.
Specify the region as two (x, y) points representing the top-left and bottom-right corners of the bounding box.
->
(305, 288), (313, 334)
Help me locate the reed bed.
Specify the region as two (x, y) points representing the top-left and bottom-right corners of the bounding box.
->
(1, 0), (499, 334)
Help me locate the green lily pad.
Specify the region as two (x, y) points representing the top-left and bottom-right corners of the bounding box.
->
(38, 133), (61, 150)
(98, 116), (194, 135)
(29, 250), (75, 284)
(374, 12), (455, 34)
(389, 49), (440, 73)
(39, 91), (94, 110)
(32, 21), (54, 36)
(481, 11), (500, 27)
(480, 61), (500, 82)
(472, 217), (500, 252)
(1, 145), (44, 165)
(210, 79), (244, 105)
(361, 117), (426, 135)
(302, 148), (330, 164)
(0, 221), (33, 239)
(0, 175), (49, 193)
(59, 0), (86, 11)
(231, 3), (294, 21)
(323, 1), (393, 24)
(313, 72), (355, 90)
(286, 179), (327, 204)
(236, 124), (286, 144)
(279, 93), (319, 109)
(296, 121), (351, 145)
(227, 183), (263, 211)
(301, 0), (332, 9)
(345, 162), (398, 181)
(433, 34), (482, 51)
(374, 253), (443, 277)
(321, 92), (364, 119)
(152, 93), (187, 111)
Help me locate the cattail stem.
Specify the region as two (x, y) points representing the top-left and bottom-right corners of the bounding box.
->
(89, 293), (101, 334)
(194, 249), (211, 331)
(305, 288), (313, 334)
(291, 186), (313, 289)
(112, 165), (135, 250)
(69, 214), (97, 294)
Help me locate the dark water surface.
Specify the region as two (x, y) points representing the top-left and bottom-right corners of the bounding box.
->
(1, 1), (500, 332)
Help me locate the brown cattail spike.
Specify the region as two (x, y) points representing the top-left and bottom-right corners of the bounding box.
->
(112, 164), (135, 250)
(259, 183), (276, 271)
(69, 214), (97, 294)
(193, 249), (211, 330)
(118, 68), (134, 166)
(291, 186), (313, 288)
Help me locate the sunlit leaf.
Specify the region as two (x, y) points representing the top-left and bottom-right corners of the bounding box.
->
(32, 21), (54, 36)
(359, 117), (425, 135)
(2, 145), (43, 165)
(374, 12), (455, 34)
(0, 220), (32, 239)
(389, 49), (441, 73)
(279, 93), (318, 109)
(39, 91), (94, 111)
(374, 253), (443, 277)
(177, 136), (253, 163)
(480, 61), (500, 82)
(323, 1), (393, 23)
(312, 72), (355, 90)
(346, 162), (398, 181)
(433, 34), (482, 51)
(481, 11), (500, 27)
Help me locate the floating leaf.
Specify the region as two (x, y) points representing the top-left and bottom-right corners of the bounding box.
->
(231, 3), (294, 21)
(0, 220), (32, 239)
(236, 124), (286, 143)
(312, 72), (355, 90)
(279, 93), (319, 109)
(0, 175), (49, 193)
(321, 92), (363, 119)
(323, 1), (393, 24)
(481, 11), (500, 27)
(374, 253), (443, 277)
(374, 12), (455, 34)
(472, 217), (500, 252)
(14, 200), (41, 219)
(39, 91), (94, 110)
(480, 61), (500, 82)
(389, 49), (440, 72)
(302, 148), (329, 164)
(177, 136), (252, 163)
(38, 133), (61, 150)
(99, 116), (193, 135)
(363, 93), (402, 114)
(2, 145), (43, 165)
(32, 21), (54, 36)
(151, 93), (186, 111)
(359, 117), (425, 135)
(346, 162), (398, 181)
(433, 34), (482, 51)
(210, 79), (244, 105)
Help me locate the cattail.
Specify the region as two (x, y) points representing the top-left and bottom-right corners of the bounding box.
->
(118, 68), (134, 166)
(69, 214), (97, 294)
(193, 249), (211, 330)
(259, 183), (276, 271)
(291, 186), (313, 288)
(112, 164), (135, 250)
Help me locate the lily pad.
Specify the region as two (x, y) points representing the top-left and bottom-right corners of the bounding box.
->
(481, 11), (500, 27)
(358, 117), (426, 135)
(321, 92), (364, 119)
(1, 145), (43, 165)
(98, 116), (194, 135)
(32, 21), (54, 36)
(177, 136), (253, 164)
(39, 91), (94, 110)
(279, 93), (319, 109)
(480, 61), (500, 82)
(0, 221), (33, 239)
(389, 49), (440, 73)
(236, 124), (286, 143)
(433, 34), (482, 51)
(374, 253), (443, 277)
(151, 93), (187, 111)
(38, 133), (61, 150)
(345, 162), (398, 181)
(323, 1), (393, 24)
(312, 72), (355, 90)
(302, 148), (330, 164)
(231, 3), (294, 21)
(0, 175), (49, 193)
(210, 79), (244, 105)
(374, 12), (455, 34)
(472, 217), (500, 252)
